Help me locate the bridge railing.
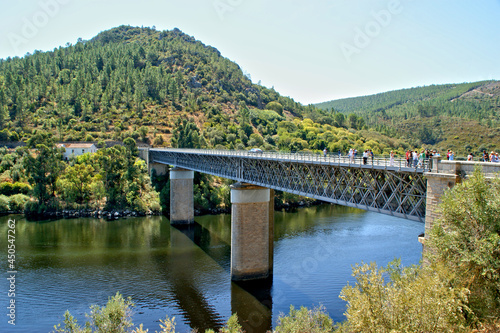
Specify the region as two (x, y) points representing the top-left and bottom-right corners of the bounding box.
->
(147, 148), (431, 172)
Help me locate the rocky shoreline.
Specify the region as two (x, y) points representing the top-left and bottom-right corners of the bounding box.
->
(6, 199), (324, 221)
(22, 209), (162, 221)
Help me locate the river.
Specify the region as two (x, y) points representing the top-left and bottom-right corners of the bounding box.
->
(0, 204), (423, 333)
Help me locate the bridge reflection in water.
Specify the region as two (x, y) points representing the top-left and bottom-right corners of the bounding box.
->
(168, 221), (272, 333)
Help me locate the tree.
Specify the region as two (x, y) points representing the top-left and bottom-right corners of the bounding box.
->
(57, 163), (97, 204)
(171, 118), (200, 148)
(347, 113), (358, 129)
(428, 167), (500, 322)
(265, 101), (284, 116)
(95, 146), (126, 208)
(24, 132), (66, 206)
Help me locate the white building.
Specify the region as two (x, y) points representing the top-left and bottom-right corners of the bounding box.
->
(57, 143), (98, 160)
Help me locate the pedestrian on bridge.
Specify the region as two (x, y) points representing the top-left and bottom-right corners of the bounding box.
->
(405, 150), (411, 167)
(483, 150), (489, 162)
(412, 150), (419, 167)
(390, 151), (395, 166)
(363, 150), (368, 165)
(323, 148), (327, 158)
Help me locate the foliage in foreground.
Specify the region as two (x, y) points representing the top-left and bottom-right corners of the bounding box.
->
(428, 167), (500, 323)
(274, 305), (333, 333)
(337, 261), (468, 333)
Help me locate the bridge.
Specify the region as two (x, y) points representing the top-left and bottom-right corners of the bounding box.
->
(139, 148), (500, 281)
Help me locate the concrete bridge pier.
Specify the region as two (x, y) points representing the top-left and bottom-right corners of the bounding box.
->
(421, 157), (460, 251)
(170, 167), (194, 225)
(230, 183), (274, 281)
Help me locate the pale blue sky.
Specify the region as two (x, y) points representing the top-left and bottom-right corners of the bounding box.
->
(1, 0), (499, 104)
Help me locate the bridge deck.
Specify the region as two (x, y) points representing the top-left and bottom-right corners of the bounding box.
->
(146, 148), (429, 223)
(149, 148), (430, 173)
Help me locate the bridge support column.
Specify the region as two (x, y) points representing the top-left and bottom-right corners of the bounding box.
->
(170, 167), (194, 225)
(150, 163), (168, 176)
(421, 157), (460, 249)
(230, 183), (272, 281)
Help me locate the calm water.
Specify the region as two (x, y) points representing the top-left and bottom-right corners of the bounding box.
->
(0, 204), (423, 333)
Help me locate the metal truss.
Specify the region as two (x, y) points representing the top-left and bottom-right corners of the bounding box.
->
(149, 149), (427, 222)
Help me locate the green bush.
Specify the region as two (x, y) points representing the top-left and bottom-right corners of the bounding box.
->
(337, 260), (467, 333)
(428, 166), (500, 323)
(8, 194), (30, 212)
(0, 182), (32, 195)
(274, 305), (333, 333)
(53, 292), (135, 333)
(0, 195), (9, 212)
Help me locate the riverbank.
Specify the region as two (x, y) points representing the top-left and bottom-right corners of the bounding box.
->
(20, 208), (161, 221)
(9, 197), (322, 221)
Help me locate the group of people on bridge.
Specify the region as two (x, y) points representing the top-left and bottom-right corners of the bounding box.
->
(404, 149), (438, 168)
(479, 150), (500, 162)
(320, 147), (500, 166)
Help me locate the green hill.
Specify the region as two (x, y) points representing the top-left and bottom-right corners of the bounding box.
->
(0, 25), (404, 157)
(316, 81), (500, 156)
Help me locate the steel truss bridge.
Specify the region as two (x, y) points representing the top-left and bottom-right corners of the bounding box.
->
(147, 149), (429, 223)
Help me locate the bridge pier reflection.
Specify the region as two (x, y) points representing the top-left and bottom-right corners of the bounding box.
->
(170, 220), (273, 332)
(231, 279), (273, 333)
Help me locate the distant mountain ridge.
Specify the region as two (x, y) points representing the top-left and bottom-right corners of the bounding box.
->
(316, 80), (500, 156)
(316, 81), (499, 114)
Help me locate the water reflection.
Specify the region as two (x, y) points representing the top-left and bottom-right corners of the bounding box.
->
(0, 205), (423, 333)
(231, 280), (273, 333)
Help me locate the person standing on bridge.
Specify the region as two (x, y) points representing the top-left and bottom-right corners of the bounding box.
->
(412, 150), (419, 167)
(323, 147), (327, 158)
(389, 151), (395, 166)
(362, 150), (368, 165)
(483, 150), (489, 162)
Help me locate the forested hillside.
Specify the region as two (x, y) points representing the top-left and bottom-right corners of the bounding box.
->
(0, 25), (406, 155)
(317, 81), (500, 156)
(0, 25), (322, 145)
(1, 25), (414, 215)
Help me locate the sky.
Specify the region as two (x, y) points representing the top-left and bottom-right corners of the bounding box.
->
(1, 0), (499, 105)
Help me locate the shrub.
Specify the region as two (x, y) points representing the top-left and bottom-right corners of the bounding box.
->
(274, 305), (333, 333)
(338, 260), (467, 332)
(8, 194), (29, 212)
(428, 166), (500, 322)
(53, 292), (135, 333)
(0, 195), (9, 212)
(0, 182), (32, 195)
